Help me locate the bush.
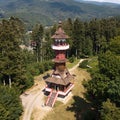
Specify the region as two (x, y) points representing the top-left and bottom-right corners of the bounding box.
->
(69, 55), (75, 63)
(26, 63), (40, 76)
(100, 99), (120, 120)
(79, 54), (89, 58)
(48, 61), (54, 69)
(25, 72), (34, 88)
(43, 62), (50, 71)
(39, 63), (45, 74)
(79, 60), (88, 68)
(42, 61), (54, 72)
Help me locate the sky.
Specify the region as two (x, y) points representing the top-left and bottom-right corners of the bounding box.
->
(83, 0), (120, 4)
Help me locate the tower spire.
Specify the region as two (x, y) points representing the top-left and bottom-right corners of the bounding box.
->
(58, 20), (62, 27)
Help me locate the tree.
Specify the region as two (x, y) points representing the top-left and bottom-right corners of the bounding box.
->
(99, 51), (120, 80)
(1, 17), (25, 41)
(63, 18), (73, 57)
(109, 36), (120, 55)
(100, 99), (120, 120)
(89, 19), (101, 54)
(31, 24), (44, 62)
(0, 29), (20, 88)
(85, 73), (110, 105)
(84, 22), (93, 56)
(72, 18), (85, 58)
(0, 17), (33, 91)
(83, 36), (93, 56)
(0, 86), (22, 120)
(44, 30), (54, 60)
(101, 18), (117, 42)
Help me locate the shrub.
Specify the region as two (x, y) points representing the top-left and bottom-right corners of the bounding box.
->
(39, 63), (45, 74)
(27, 63), (39, 76)
(48, 61), (54, 69)
(43, 62), (50, 71)
(79, 60), (88, 68)
(69, 55), (75, 63)
(25, 72), (34, 88)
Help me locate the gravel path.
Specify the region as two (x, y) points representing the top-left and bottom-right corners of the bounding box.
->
(69, 59), (84, 72)
(20, 76), (51, 120)
(20, 59), (83, 120)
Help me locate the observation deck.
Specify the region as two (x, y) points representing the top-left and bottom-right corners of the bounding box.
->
(52, 44), (69, 50)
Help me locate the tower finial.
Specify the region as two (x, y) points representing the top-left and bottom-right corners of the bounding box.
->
(58, 21), (62, 27)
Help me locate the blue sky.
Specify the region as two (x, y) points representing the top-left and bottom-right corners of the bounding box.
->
(83, 0), (120, 4)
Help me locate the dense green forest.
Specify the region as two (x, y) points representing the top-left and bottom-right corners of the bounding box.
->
(0, 16), (120, 119)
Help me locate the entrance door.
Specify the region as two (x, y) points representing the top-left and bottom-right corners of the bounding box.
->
(54, 85), (59, 91)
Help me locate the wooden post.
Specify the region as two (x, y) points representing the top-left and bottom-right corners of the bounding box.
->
(9, 75), (11, 88)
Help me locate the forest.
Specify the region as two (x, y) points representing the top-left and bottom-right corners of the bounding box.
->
(0, 16), (120, 119)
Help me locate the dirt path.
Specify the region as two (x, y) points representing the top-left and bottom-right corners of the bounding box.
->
(69, 59), (84, 72)
(20, 74), (52, 120)
(20, 60), (83, 120)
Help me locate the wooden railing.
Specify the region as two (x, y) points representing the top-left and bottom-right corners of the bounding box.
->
(46, 90), (58, 107)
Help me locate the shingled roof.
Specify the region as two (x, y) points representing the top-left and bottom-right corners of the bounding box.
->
(45, 74), (74, 86)
(51, 21), (69, 39)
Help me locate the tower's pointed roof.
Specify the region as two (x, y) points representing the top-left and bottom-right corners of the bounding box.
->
(51, 21), (69, 39)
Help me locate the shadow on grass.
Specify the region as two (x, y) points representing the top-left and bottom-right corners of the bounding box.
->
(66, 96), (97, 120)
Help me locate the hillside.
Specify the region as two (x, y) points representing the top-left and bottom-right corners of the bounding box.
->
(0, 0), (120, 26)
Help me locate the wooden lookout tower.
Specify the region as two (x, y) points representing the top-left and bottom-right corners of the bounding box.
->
(44, 21), (74, 107)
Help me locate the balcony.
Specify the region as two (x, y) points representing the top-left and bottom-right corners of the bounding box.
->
(45, 83), (74, 96)
(52, 44), (69, 50)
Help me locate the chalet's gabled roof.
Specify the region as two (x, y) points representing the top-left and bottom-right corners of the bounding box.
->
(51, 21), (69, 39)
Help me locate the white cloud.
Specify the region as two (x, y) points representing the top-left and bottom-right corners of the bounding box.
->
(84, 0), (120, 4)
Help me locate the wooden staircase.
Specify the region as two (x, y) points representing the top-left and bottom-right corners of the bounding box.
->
(46, 91), (58, 107)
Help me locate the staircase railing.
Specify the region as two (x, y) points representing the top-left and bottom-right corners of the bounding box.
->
(45, 90), (58, 107)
